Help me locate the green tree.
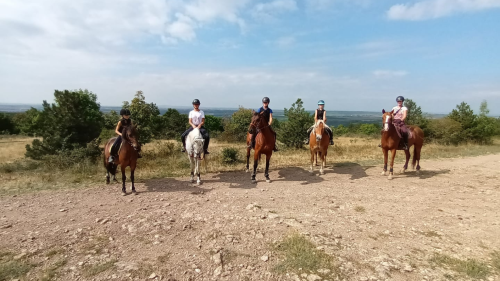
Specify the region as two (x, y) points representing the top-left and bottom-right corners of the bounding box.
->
(0, 113), (16, 134)
(471, 101), (496, 144)
(160, 108), (189, 140)
(122, 91), (160, 144)
(479, 100), (489, 116)
(204, 115), (224, 137)
(103, 110), (120, 130)
(12, 108), (41, 136)
(25, 89), (104, 159)
(277, 98), (314, 148)
(449, 102), (476, 130)
(404, 99), (429, 128)
(221, 107), (253, 142)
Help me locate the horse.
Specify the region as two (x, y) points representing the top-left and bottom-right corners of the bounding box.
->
(104, 125), (140, 195)
(185, 128), (205, 185)
(309, 120), (330, 175)
(246, 111), (275, 183)
(380, 109), (424, 180)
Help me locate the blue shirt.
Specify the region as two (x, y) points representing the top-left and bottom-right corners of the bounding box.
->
(256, 107), (273, 114)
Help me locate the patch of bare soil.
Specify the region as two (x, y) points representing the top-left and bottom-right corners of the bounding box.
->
(1, 154), (499, 281)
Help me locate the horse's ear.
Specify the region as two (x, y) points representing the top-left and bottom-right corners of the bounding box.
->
(390, 109), (394, 114)
(382, 109), (386, 114)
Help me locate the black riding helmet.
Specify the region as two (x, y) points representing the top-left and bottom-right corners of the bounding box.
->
(396, 96), (405, 102)
(120, 109), (131, 116)
(262, 97), (270, 103)
(192, 99), (200, 105)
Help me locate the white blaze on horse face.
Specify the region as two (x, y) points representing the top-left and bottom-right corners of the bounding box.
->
(384, 115), (390, 131)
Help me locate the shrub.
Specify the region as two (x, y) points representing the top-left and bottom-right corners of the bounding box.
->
(122, 91), (160, 144)
(25, 89), (104, 159)
(12, 108), (41, 136)
(0, 113), (17, 135)
(358, 123), (380, 136)
(103, 110), (120, 130)
(277, 99), (314, 148)
(204, 115), (224, 137)
(333, 124), (349, 136)
(221, 107), (253, 142)
(427, 118), (464, 145)
(221, 147), (239, 164)
(43, 138), (102, 169)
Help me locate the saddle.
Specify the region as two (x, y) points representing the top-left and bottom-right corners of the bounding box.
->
(395, 127), (413, 150)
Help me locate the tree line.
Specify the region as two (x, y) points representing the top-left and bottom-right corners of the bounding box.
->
(0, 89), (499, 161)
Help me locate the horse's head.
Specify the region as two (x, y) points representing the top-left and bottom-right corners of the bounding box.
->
(314, 120), (325, 141)
(382, 109), (394, 132)
(189, 129), (205, 159)
(249, 110), (266, 132)
(123, 125), (140, 150)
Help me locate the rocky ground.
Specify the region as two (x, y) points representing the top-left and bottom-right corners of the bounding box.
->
(1, 154), (499, 281)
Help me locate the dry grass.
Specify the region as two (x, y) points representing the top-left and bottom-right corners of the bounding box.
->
(1, 136), (500, 194)
(430, 253), (490, 279)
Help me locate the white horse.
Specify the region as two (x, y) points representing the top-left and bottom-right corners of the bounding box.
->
(185, 128), (204, 185)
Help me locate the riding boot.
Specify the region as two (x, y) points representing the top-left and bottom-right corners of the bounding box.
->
(403, 133), (409, 150)
(203, 137), (210, 155)
(305, 138), (309, 145)
(181, 139), (186, 152)
(330, 139), (334, 145)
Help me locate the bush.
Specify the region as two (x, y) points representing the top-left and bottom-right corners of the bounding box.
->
(221, 147), (239, 164)
(12, 108), (41, 136)
(427, 118), (464, 145)
(43, 138), (102, 169)
(158, 108), (189, 140)
(204, 115), (224, 137)
(333, 124), (349, 136)
(221, 107), (253, 142)
(99, 129), (116, 143)
(277, 99), (314, 148)
(0, 113), (17, 135)
(25, 89), (104, 159)
(103, 110), (120, 130)
(358, 123), (380, 136)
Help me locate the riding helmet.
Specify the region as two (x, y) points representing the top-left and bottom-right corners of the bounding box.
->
(262, 97), (270, 103)
(396, 96), (405, 102)
(318, 100), (325, 105)
(192, 99), (200, 105)
(120, 109), (131, 116)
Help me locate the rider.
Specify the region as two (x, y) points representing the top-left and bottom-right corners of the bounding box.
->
(393, 96), (409, 150)
(305, 100), (334, 145)
(181, 99), (210, 154)
(108, 108), (142, 162)
(248, 97), (278, 152)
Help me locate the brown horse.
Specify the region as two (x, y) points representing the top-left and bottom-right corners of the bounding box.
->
(381, 109), (424, 180)
(309, 120), (330, 175)
(246, 111), (275, 183)
(104, 125), (140, 194)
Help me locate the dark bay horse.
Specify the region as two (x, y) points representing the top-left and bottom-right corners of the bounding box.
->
(246, 111), (275, 183)
(309, 120), (330, 175)
(381, 109), (424, 180)
(104, 125), (140, 194)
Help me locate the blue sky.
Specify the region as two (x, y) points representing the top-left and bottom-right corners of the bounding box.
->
(0, 0), (499, 114)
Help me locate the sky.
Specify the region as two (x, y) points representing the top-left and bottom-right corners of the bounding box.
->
(0, 0), (499, 114)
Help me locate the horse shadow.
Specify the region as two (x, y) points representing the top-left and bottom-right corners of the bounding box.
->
(330, 162), (374, 180)
(396, 169), (451, 180)
(142, 177), (215, 194)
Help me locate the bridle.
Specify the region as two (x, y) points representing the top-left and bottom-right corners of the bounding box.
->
(249, 115), (270, 133)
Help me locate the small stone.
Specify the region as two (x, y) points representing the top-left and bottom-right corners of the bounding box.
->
(101, 219), (109, 224)
(307, 274), (321, 281)
(195, 268), (201, 273)
(403, 264), (413, 272)
(13, 253), (27, 260)
(384, 230), (390, 235)
(260, 255), (269, 262)
(212, 252), (222, 265)
(214, 266), (223, 276)
(148, 273), (157, 279)
(0, 224), (12, 229)
(246, 204), (255, 210)
(59, 209), (67, 212)
(317, 268), (330, 274)
(95, 218), (102, 223)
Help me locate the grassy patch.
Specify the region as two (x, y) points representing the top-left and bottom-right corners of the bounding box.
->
(430, 253), (490, 279)
(83, 260), (117, 277)
(0, 251), (35, 281)
(354, 206), (366, 213)
(273, 233), (341, 279)
(491, 251), (500, 272)
(40, 258), (67, 281)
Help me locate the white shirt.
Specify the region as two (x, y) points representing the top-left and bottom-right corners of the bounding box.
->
(392, 106), (407, 120)
(189, 110), (205, 126)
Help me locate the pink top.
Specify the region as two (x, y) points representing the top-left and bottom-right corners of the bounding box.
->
(392, 106), (407, 120)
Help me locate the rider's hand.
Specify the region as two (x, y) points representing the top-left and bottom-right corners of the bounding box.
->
(197, 124), (202, 129)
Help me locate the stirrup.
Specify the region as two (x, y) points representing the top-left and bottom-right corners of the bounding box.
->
(204, 150), (210, 155)
(181, 147), (186, 152)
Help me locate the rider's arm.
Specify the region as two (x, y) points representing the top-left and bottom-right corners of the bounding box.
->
(323, 110), (327, 123)
(269, 113), (273, 125)
(402, 109), (407, 122)
(198, 118), (205, 128)
(189, 118), (196, 129)
(115, 121), (122, 136)
(314, 110), (318, 123)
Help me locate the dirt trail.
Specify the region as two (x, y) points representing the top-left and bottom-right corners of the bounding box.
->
(1, 154), (499, 281)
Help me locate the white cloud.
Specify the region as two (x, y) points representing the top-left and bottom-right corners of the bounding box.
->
(373, 70), (408, 78)
(387, 0), (500, 21)
(305, 0), (372, 11)
(251, 0), (298, 21)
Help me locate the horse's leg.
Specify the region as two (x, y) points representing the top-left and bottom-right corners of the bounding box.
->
(121, 165), (127, 195)
(401, 149), (410, 173)
(264, 153), (271, 183)
(251, 152), (258, 183)
(245, 147), (251, 173)
(309, 149), (315, 174)
(381, 149), (388, 176)
(315, 151), (319, 166)
(105, 161), (110, 184)
(388, 149), (396, 180)
(415, 144), (422, 173)
(320, 151), (325, 175)
(130, 168), (137, 194)
(196, 158), (201, 185)
(189, 157), (195, 183)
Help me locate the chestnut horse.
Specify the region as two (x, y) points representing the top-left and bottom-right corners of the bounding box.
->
(104, 125), (140, 195)
(381, 109), (424, 180)
(246, 111), (275, 183)
(309, 120), (330, 175)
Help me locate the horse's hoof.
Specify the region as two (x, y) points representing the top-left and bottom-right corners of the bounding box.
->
(388, 175), (393, 180)
(197, 181), (202, 185)
(266, 178), (271, 183)
(400, 169), (405, 174)
(320, 171), (325, 175)
(121, 192), (127, 196)
(245, 169), (249, 173)
(106, 180), (110, 185)
(132, 190), (137, 195)
(381, 171), (386, 176)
